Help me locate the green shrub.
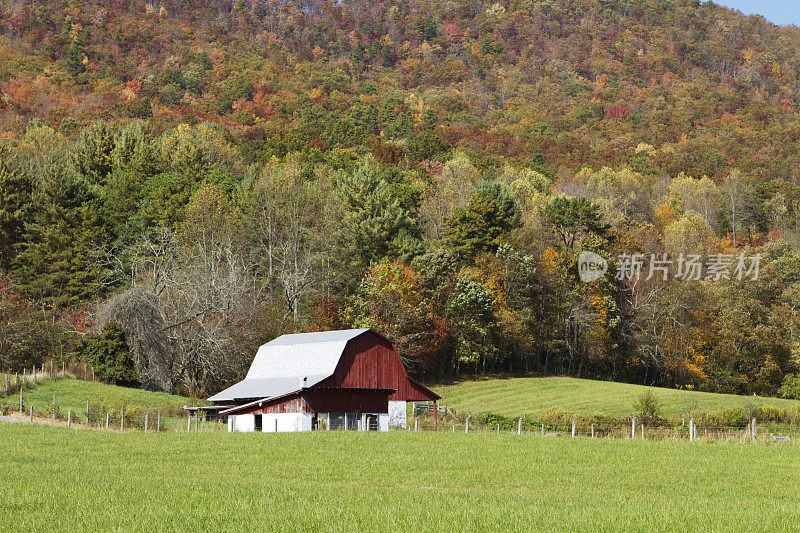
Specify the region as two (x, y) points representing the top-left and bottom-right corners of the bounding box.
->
(76, 322), (138, 387)
(779, 373), (800, 399)
(633, 391), (661, 419)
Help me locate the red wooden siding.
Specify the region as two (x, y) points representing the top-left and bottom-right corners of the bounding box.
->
(223, 389), (391, 415)
(304, 389), (390, 413)
(317, 331), (438, 401)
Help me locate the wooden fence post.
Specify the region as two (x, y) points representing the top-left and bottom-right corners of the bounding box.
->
(120, 405), (124, 431)
(67, 409), (72, 428)
(52, 394), (56, 420)
(29, 405), (33, 422)
(415, 418), (419, 432)
(145, 414), (149, 432)
(641, 425), (644, 440)
(465, 416), (470, 434)
(157, 412), (161, 432)
(689, 418), (694, 442)
(518, 418), (522, 435)
(86, 400), (90, 424)
(106, 413), (110, 430)
(571, 418), (576, 438)
(187, 414), (191, 432)
(452, 424), (455, 433)
(497, 424), (500, 435)
(19, 387), (22, 413)
(751, 418), (756, 442)
(631, 417), (636, 439)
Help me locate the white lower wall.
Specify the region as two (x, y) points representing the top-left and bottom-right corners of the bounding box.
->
(262, 413), (313, 433)
(229, 414), (255, 432)
(228, 413), (312, 433)
(229, 412), (388, 432)
(378, 413), (389, 432)
(388, 400), (407, 429)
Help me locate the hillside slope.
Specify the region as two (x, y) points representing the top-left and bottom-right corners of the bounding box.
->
(1, 0), (800, 178)
(432, 376), (800, 417)
(0, 376), (198, 416)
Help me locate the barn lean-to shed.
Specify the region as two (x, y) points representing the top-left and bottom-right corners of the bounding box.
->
(207, 328), (440, 432)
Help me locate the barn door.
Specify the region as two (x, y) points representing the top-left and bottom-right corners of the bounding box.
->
(365, 414), (378, 431)
(254, 414), (263, 432)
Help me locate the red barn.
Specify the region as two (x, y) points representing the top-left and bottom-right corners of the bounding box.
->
(207, 329), (440, 432)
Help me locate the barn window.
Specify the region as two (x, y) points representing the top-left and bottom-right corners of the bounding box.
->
(329, 413), (344, 430)
(346, 413), (358, 431)
(365, 414), (378, 431)
(254, 414), (262, 432)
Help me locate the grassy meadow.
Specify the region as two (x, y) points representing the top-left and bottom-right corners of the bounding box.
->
(0, 376), (203, 430)
(1, 423), (799, 532)
(432, 376), (800, 418)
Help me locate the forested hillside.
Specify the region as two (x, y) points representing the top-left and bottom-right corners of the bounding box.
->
(2, 0), (800, 398)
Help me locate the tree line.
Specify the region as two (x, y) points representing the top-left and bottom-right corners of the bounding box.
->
(1, 119), (800, 399)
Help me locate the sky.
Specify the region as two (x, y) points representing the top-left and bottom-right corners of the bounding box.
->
(715, 1), (800, 26)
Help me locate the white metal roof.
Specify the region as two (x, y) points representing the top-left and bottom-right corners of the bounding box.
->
(208, 329), (371, 402)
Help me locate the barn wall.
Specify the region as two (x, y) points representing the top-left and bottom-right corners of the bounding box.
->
(388, 400), (407, 428)
(229, 414), (255, 432)
(319, 331), (436, 401)
(304, 389), (389, 414)
(261, 413), (313, 432)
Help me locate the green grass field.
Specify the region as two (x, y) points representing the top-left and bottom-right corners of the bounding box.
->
(0, 376), (196, 413)
(0, 376), (203, 430)
(432, 376), (800, 417)
(1, 423), (799, 532)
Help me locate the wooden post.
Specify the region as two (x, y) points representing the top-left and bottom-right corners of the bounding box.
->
(689, 418), (694, 442)
(641, 425), (644, 440)
(67, 409), (72, 428)
(145, 414), (149, 432)
(591, 424), (594, 438)
(106, 413), (110, 430)
(187, 414), (191, 432)
(344, 413), (348, 432)
(571, 418), (576, 438)
(274, 418), (278, 433)
(86, 400), (90, 425)
(326, 413), (330, 431)
(19, 387), (22, 413)
(752, 417), (756, 442)
(415, 418), (419, 432)
(518, 418), (522, 435)
(465, 416), (470, 434)
(433, 400), (438, 429)
(29, 405), (33, 422)
(157, 412), (161, 432)
(121, 405), (124, 431)
(497, 424), (500, 434)
(52, 394), (56, 420)
(452, 424), (455, 433)
(631, 417), (636, 439)
(4, 373), (7, 394)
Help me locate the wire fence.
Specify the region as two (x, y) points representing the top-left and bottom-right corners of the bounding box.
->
(0, 369), (222, 433)
(406, 415), (800, 443)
